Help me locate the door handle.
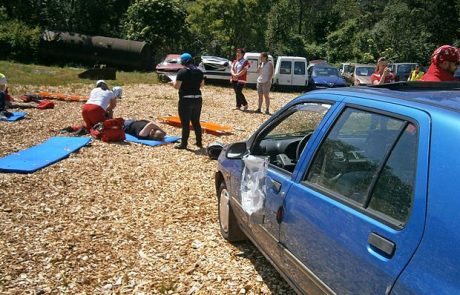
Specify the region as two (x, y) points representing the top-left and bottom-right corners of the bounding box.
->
(368, 232), (395, 258)
(270, 178), (282, 193)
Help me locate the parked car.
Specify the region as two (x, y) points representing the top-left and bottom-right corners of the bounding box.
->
(352, 64), (376, 85)
(198, 55), (231, 82)
(388, 63), (417, 81)
(155, 54), (183, 82)
(272, 56), (308, 90)
(215, 82), (460, 294)
(307, 64), (348, 89)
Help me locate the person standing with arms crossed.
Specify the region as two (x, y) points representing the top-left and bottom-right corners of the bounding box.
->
(172, 53), (204, 150)
(231, 48), (250, 111)
(255, 52), (274, 114)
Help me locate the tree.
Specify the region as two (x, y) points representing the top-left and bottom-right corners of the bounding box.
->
(186, 0), (269, 58)
(122, 0), (186, 59)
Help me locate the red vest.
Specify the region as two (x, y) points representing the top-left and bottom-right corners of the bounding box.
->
(231, 58), (250, 83)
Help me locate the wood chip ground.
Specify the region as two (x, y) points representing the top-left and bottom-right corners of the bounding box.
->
(0, 83), (300, 294)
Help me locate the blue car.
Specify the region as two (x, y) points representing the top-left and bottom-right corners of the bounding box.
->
(215, 82), (460, 294)
(307, 64), (348, 90)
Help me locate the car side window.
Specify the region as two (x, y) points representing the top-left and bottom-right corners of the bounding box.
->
(368, 123), (417, 225)
(294, 62), (305, 75)
(280, 61), (292, 75)
(248, 59), (258, 73)
(252, 103), (332, 174)
(304, 108), (417, 227)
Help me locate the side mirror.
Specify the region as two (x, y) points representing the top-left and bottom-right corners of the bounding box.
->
(226, 142), (247, 159)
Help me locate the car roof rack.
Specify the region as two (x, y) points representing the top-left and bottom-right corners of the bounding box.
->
(370, 81), (460, 91)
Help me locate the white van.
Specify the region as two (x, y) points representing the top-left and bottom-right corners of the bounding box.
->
(243, 53), (308, 89)
(272, 56), (308, 89)
(243, 52), (274, 85)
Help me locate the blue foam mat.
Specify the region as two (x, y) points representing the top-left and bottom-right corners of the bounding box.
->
(125, 134), (180, 146)
(0, 137), (91, 173)
(0, 112), (27, 122)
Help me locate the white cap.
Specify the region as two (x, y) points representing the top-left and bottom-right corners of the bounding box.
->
(112, 86), (123, 98)
(0, 73), (7, 85)
(96, 80), (107, 87)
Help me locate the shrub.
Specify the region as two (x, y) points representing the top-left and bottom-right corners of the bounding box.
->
(0, 19), (41, 63)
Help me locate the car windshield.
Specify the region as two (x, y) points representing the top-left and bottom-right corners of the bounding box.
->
(313, 67), (339, 77)
(398, 64), (416, 73)
(164, 57), (179, 63)
(355, 67), (374, 76)
(343, 65), (354, 74)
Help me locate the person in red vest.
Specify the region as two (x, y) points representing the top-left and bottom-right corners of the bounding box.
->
(230, 48), (250, 110)
(420, 45), (459, 82)
(371, 57), (395, 85)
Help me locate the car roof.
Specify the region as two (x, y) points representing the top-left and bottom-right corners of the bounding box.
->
(297, 82), (460, 113)
(355, 64), (375, 67)
(390, 62), (417, 66)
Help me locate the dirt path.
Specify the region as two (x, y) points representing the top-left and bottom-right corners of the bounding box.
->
(0, 84), (299, 294)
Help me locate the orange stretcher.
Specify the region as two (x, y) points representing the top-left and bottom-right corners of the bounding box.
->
(159, 115), (233, 136)
(36, 92), (88, 102)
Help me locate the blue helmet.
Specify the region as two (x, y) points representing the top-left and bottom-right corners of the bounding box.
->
(180, 53), (193, 65)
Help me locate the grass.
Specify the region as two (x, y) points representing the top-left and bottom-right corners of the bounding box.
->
(0, 60), (159, 86)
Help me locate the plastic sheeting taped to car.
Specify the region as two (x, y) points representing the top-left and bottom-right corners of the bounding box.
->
(240, 155), (268, 216)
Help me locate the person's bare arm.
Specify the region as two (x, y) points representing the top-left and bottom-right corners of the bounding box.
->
(269, 62), (274, 79)
(173, 80), (182, 89)
(107, 98), (117, 112)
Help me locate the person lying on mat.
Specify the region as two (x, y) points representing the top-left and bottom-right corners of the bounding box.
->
(123, 119), (166, 141)
(81, 80), (122, 129)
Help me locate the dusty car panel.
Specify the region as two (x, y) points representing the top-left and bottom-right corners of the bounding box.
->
(215, 82), (460, 294)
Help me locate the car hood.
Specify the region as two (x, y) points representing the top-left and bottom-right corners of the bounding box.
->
(156, 64), (184, 72)
(312, 76), (347, 86)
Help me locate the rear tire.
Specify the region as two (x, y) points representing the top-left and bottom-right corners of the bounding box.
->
(218, 182), (247, 242)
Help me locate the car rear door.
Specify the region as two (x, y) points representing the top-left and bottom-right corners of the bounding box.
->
(292, 61), (307, 86)
(279, 98), (429, 294)
(278, 60), (293, 86)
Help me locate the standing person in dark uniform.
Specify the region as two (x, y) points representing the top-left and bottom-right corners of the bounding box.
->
(172, 52), (204, 150)
(230, 48), (250, 110)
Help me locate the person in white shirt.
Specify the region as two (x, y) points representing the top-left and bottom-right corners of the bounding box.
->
(256, 52), (274, 114)
(81, 80), (121, 129)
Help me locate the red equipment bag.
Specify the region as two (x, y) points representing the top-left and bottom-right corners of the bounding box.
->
(100, 118), (125, 142)
(37, 100), (55, 109)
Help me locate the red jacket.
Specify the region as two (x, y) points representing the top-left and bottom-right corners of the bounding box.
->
(419, 64), (457, 82)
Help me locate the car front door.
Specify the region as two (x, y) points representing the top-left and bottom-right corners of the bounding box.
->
(246, 101), (336, 252)
(279, 100), (429, 294)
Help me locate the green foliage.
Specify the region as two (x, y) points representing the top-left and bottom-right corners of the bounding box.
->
(0, 18), (41, 63)
(186, 0), (268, 58)
(123, 0), (186, 57)
(1, 0), (460, 67)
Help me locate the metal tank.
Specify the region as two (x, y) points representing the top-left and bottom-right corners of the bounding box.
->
(39, 30), (152, 70)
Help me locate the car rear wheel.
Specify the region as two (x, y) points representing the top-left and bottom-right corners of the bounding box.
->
(218, 182), (247, 242)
